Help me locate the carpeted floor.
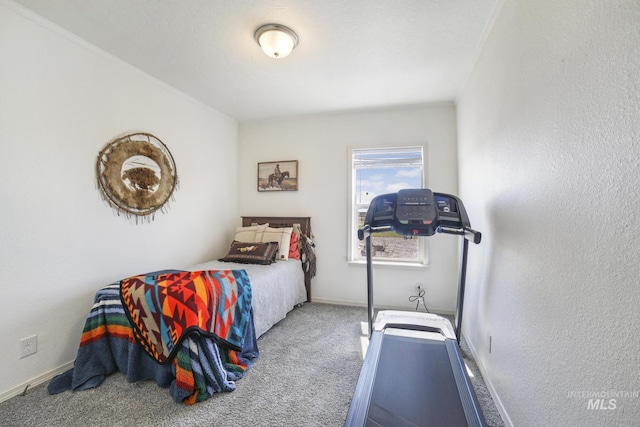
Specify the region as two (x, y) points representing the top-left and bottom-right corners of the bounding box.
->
(0, 303), (504, 426)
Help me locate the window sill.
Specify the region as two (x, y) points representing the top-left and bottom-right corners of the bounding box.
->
(347, 259), (429, 270)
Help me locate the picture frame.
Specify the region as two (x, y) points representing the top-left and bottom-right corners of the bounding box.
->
(257, 160), (298, 191)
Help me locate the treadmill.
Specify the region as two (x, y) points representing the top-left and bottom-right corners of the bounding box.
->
(345, 189), (485, 427)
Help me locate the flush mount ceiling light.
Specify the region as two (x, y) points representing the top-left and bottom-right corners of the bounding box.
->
(254, 24), (299, 59)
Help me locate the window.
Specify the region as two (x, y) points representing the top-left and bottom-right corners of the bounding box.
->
(348, 146), (426, 265)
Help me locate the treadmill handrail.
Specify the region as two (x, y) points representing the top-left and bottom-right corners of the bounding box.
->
(438, 226), (482, 244)
(361, 224), (481, 244)
(358, 224), (393, 241)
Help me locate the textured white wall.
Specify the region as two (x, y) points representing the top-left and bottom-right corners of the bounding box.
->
(0, 3), (238, 398)
(457, 0), (640, 425)
(238, 105), (462, 311)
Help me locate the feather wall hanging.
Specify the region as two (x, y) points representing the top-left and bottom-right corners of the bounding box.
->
(96, 132), (178, 223)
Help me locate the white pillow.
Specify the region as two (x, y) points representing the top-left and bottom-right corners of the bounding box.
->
(234, 223), (268, 242)
(259, 226), (293, 260)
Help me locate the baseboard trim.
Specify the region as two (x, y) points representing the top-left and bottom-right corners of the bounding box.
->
(462, 332), (514, 427)
(311, 298), (366, 307)
(310, 297), (455, 315)
(0, 361), (74, 404)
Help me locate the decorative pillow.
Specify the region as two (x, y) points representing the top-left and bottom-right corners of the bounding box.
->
(234, 223), (268, 242)
(259, 226), (293, 261)
(289, 230), (300, 260)
(234, 226), (257, 242)
(219, 241), (278, 265)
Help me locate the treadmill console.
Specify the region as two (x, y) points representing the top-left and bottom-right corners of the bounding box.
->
(363, 188), (472, 238)
(396, 189), (437, 223)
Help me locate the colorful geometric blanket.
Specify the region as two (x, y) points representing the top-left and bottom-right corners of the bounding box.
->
(48, 269), (258, 404)
(120, 269), (252, 364)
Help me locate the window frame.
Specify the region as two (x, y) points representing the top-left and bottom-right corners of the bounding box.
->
(347, 146), (428, 267)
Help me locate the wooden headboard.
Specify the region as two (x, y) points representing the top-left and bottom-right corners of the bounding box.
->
(242, 216), (313, 302)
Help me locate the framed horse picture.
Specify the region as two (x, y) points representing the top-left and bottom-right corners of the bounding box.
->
(257, 160), (298, 192)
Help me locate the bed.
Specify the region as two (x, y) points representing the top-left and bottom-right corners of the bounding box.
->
(48, 216), (313, 404)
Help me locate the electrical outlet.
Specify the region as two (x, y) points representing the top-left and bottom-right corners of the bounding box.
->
(19, 335), (37, 359)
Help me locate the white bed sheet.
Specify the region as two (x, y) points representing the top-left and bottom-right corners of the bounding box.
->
(191, 259), (307, 338)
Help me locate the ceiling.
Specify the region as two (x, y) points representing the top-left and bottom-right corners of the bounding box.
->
(13, 0), (501, 122)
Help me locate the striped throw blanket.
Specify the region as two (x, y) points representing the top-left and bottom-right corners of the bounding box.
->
(48, 270), (258, 404)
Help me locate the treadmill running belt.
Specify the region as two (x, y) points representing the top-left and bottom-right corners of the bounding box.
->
(366, 334), (468, 427)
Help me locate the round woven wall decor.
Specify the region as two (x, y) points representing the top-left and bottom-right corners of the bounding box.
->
(96, 133), (178, 222)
